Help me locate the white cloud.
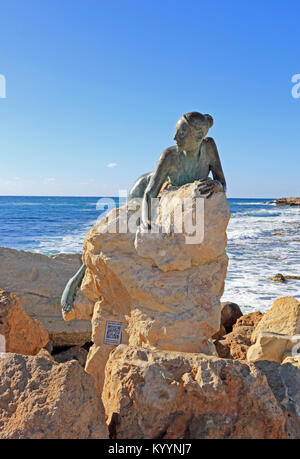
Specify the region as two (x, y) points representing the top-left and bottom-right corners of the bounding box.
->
(106, 163), (118, 168)
(43, 177), (56, 184)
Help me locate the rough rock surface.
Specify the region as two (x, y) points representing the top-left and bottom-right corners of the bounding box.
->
(215, 325), (253, 360)
(247, 332), (294, 363)
(76, 184), (230, 393)
(0, 288), (49, 355)
(102, 345), (287, 439)
(0, 247), (91, 346)
(254, 360), (300, 437)
(233, 311), (263, 329)
(251, 297), (300, 341)
(247, 297), (300, 363)
(214, 312), (264, 361)
(0, 353), (108, 439)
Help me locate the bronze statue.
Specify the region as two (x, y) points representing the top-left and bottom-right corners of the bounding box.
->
(61, 111), (226, 312)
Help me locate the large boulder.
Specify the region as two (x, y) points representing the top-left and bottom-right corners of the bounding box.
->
(0, 353), (108, 439)
(0, 247), (92, 346)
(247, 297), (300, 363)
(75, 183), (230, 393)
(102, 345), (287, 439)
(254, 360), (300, 437)
(247, 332), (294, 363)
(0, 288), (49, 355)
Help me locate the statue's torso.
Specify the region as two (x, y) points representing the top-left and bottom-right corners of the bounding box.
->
(167, 141), (210, 187)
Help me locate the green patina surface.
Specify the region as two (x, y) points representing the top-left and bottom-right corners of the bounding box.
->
(61, 263), (87, 312)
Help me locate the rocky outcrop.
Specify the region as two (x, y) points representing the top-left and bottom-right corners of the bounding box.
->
(275, 197), (300, 206)
(247, 297), (300, 363)
(254, 360), (300, 437)
(75, 184), (230, 393)
(268, 273), (286, 283)
(214, 312), (263, 361)
(215, 325), (253, 360)
(0, 353), (108, 439)
(268, 273), (300, 283)
(0, 247), (91, 346)
(102, 345), (287, 439)
(233, 311), (263, 329)
(0, 288), (49, 355)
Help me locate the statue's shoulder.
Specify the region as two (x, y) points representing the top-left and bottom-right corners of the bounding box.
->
(203, 137), (216, 148)
(202, 137), (218, 156)
(158, 146), (177, 163)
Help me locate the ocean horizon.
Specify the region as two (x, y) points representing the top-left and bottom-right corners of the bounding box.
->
(0, 195), (299, 314)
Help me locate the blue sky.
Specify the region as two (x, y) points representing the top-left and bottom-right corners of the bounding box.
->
(0, 0), (299, 197)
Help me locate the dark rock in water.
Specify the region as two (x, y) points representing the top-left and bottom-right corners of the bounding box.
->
(268, 273), (286, 283)
(275, 197), (300, 206)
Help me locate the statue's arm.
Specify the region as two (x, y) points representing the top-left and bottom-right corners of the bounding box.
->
(141, 148), (174, 227)
(206, 137), (227, 191)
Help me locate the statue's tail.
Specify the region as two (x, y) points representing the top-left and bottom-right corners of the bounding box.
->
(61, 264), (87, 312)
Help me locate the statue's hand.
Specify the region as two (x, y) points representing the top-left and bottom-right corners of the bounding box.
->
(198, 179), (223, 199)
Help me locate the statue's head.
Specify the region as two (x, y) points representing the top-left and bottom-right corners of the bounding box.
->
(174, 112), (214, 151)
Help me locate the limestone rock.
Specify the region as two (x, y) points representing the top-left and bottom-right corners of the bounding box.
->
(0, 288), (49, 355)
(215, 325), (253, 360)
(254, 360), (300, 437)
(0, 353), (108, 439)
(247, 332), (293, 363)
(135, 183), (230, 270)
(233, 311), (263, 329)
(78, 185), (230, 392)
(37, 348), (54, 361)
(0, 247), (91, 346)
(221, 301), (243, 332)
(102, 345), (287, 439)
(247, 297), (300, 363)
(252, 297), (300, 340)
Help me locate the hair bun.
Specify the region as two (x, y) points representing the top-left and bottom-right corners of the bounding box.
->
(204, 114), (214, 128)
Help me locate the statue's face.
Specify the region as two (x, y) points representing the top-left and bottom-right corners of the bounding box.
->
(174, 118), (208, 151)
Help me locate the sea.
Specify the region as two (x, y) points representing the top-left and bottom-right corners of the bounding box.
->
(0, 196), (299, 314)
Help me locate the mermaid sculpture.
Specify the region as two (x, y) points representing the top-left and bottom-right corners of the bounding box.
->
(61, 111), (226, 313)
